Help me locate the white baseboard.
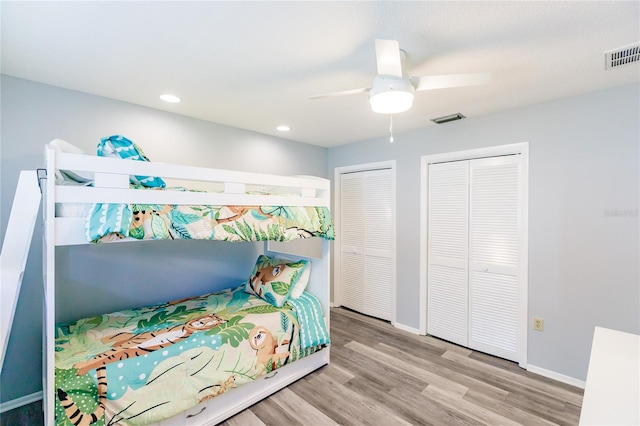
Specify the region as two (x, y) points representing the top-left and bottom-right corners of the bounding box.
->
(392, 321), (422, 335)
(527, 364), (585, 389)
(0, 391), (42, 414)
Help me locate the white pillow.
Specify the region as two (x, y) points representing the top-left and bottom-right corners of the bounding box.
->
(48, 139), (94, 184)
(289, 261), (311, 299)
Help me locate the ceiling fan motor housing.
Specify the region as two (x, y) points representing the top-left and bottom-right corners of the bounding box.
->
(369, 75), (416, 114)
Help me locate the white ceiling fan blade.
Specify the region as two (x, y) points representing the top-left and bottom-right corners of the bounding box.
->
(309, 87), (370, 100)
(412, 73), (491, 91)
(375, 39), (403, 78)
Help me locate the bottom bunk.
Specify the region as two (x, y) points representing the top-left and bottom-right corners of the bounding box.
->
(54, 285), (330, 426)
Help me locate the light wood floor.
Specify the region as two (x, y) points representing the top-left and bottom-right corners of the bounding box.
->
(1, 307), (583, 425)
(222, 307), (584, 426)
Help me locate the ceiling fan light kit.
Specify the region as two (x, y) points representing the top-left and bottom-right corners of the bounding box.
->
(369, 75), (415, 114)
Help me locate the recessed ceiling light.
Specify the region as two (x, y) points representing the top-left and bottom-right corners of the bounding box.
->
(160, 94), (181, 103)
(276, 125), (291, 132)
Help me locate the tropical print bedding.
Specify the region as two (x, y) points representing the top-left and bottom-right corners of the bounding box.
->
(86, 189), (335, 243)
(54, 286), (329, 426)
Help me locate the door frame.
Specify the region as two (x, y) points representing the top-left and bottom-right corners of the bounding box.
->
(420, 143), (529, 367)
(333, 161), (396, 324)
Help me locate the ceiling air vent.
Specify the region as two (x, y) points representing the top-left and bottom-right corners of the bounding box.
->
(604, 42), (640, 69)
(431, 113), (466, 124)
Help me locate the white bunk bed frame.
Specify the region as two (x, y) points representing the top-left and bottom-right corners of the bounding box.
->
(43, 145), (331, 425)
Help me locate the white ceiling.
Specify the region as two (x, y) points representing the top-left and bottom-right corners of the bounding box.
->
(2, 1), (639, 148)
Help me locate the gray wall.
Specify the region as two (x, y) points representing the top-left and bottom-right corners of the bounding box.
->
(0, 75), (327, 403)
(329, 83), (640, 382)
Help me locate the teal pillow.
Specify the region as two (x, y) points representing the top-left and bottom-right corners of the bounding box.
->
(97, 135), (165, 188)
(245, 255), (308, 307)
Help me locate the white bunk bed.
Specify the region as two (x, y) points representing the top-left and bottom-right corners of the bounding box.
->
(43, 144), (332, 425)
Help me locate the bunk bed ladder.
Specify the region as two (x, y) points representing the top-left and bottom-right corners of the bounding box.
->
(0, 170), (42, 371)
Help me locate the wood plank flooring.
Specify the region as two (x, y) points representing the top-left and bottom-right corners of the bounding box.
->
(1, 307), (583, 425)
(223, 307), (584, 426)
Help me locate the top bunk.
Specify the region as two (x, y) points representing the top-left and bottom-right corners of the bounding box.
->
(45, 137), (334, 246)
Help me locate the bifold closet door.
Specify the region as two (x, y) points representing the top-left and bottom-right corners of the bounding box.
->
(340, 169), (393, 321)
(427, 161), (470, 346)
(468, 155), (521, 361)
(427, 155), (522, 363)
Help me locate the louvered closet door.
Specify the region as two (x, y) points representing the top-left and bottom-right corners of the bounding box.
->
(340, 169), (394, 321)
(363, 169), (393, 321)
(340, 172), (365, 313)
(427, 161), (469, 346)
(468, 155), (521, 362)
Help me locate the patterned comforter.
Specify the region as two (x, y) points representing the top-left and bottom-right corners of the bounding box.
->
(54, 286), (329, 425)
(87, 190), (334, 243)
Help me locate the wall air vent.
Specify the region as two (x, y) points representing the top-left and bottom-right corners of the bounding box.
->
(431, 113), (466, 124)
(604, 42), (640, 69)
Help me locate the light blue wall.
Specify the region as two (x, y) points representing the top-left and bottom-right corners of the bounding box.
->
(328, 83), (640, 381)
(0, 75), (328, 403)
(1, 75), (638, 404)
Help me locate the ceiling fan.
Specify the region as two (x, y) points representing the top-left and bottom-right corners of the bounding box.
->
(310, 39), (491, 114)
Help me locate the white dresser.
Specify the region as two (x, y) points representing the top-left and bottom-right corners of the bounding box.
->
(579, 327), (640, 425)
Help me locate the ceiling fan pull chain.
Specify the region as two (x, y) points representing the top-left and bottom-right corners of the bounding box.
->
(389, 115), (394, 143)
